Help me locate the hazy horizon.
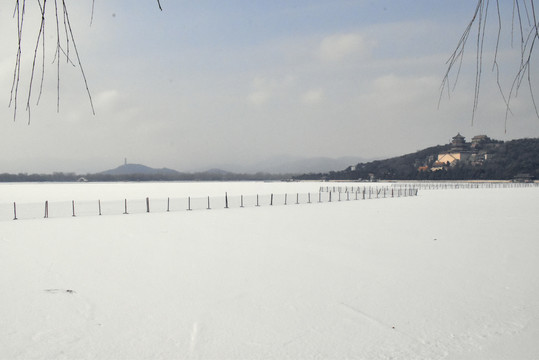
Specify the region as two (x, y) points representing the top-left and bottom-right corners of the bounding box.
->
(4, 153), (372, 175)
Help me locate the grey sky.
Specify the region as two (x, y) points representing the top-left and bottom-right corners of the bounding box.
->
(1, 1), (538, 174)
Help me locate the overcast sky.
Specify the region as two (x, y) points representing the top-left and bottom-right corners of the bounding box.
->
(1, 1), (538, 174)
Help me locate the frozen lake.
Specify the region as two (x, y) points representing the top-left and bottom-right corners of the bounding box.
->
(0, 181), (538, 359)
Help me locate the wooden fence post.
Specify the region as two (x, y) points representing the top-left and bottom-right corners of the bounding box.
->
(284, 194), (287, 205)
(72, 200), (76, 217)
(123, 199), (128, 214)
(98, 200), (102, 215)
(270, 193), (273, 206)
(225, 192), (229, 209)
(13, 202), (17, 220)
(187, 197), (192, 211)
(240, 195), (244, 208)
(207, 196), (211, 210)
(44, 201), (49, 218)
(256, 194), (260, 207)
(167, 197), (170, 212)
(146, 197), (150, 213)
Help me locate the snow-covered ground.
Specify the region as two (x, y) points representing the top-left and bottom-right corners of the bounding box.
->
(1, 182), (538, 359)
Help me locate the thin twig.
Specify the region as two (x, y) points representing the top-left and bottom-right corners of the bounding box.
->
(90, 0), (95, 26)
(9, 0), (162, 122)
(9, 0), (26, 122)
(25, 0), (47, 124)
(63, 1), (95, 115)
(441, 0), (539, 127)
(54, 0), (60, 112)
(36, 1), (47, 106)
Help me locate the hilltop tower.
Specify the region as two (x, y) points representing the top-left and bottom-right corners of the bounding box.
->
(450, 133), (468, 152)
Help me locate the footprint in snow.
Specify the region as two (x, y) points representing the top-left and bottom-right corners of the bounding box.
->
(44, 289), (76, 294)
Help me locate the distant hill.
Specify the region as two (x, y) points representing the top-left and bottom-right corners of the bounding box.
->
(295, 137), (539, 181)
(82, 164), (286, 182)
(100, 164), (181, 176)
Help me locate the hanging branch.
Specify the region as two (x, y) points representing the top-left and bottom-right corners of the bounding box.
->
(9, 0), (162, 123)
(9, 0), (95, 123)
(62, 1), (95, 116)
(25, 0), (47, 122)
(441, 0), (539, 131)
(90, 0), (95, 26)
(9, 0), (26, 122)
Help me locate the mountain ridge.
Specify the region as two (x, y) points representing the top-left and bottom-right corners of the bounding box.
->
(100, 163), (181, 176)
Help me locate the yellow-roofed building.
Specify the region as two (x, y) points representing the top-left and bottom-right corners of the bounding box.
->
(431, 133), (471, 171)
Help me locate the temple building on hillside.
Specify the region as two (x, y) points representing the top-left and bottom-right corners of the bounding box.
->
(416, 133), (495, 172)
(450, 133), (468, 152)
(431, 133), (471, 171)
(471, 135), (491, 150)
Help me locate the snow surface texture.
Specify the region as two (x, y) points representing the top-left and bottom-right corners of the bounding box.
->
(0, 182), (538, 359)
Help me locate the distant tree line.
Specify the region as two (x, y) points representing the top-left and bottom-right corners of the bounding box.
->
(0, 171), (293, 182)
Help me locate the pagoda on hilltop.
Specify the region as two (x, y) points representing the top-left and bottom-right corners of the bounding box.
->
(450, 133), (468, 152)
(431, 133), (471, 171)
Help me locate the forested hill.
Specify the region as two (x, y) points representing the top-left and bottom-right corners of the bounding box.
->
(295, 138), (539, 181)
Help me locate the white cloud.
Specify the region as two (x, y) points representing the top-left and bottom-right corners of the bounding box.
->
(301, 88), (324, 104)
(318, 33), (373, 62)
(347, 75), (431, 126)
(248, 90), (270, 105)
(247, 76), (297, 105)
(368, 74), (438, 105)
(95, 89), (121, 109)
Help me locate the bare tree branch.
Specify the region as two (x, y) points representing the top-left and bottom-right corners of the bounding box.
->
(25, 0), (47, 123)
(442, 0), (539, 131)
(90, 0), (95, 26)
(9, 0), (26, 122)
(9, 0), (162, 123)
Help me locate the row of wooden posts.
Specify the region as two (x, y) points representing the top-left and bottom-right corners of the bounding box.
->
(320, 185), (424, 193)
(10, 188), (419, 220)
(392, 182), (538, 190)
(320, 182), (538, 193)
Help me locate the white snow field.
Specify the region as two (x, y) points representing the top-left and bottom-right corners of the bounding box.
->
(0, 181), (538, 359)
